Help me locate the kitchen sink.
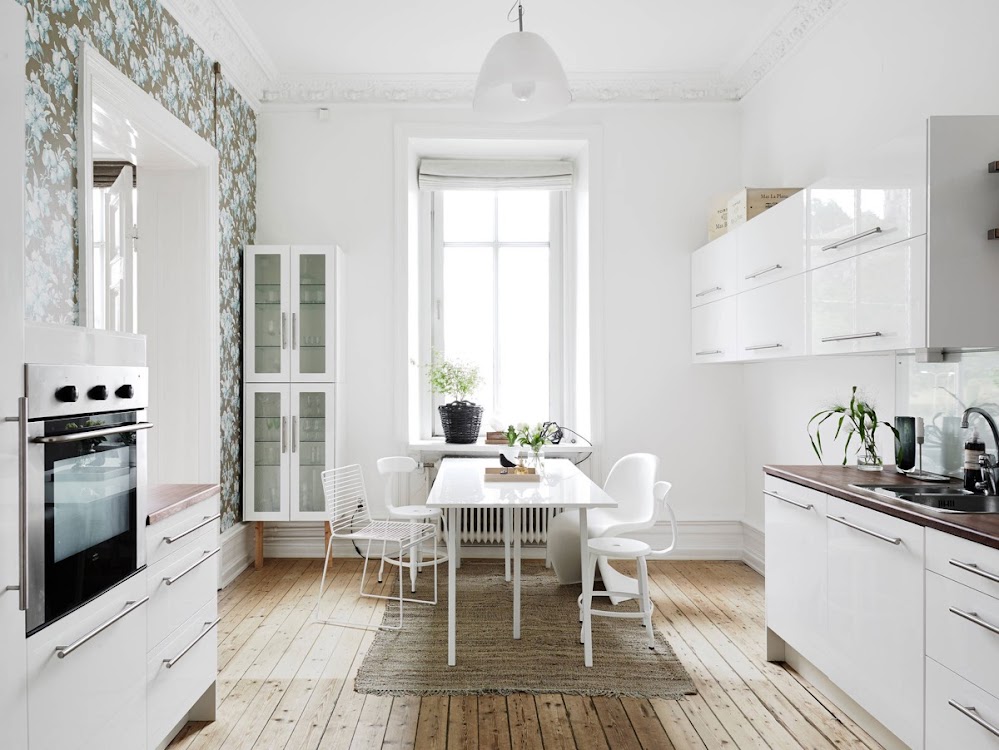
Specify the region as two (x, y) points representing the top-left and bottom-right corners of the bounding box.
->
(851, 484), (999, 513)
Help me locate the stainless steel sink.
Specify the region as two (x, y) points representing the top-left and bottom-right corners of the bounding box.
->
(851, 484), (999, 513)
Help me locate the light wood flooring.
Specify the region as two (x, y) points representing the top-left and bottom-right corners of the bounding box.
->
(167, 558), (883, 750)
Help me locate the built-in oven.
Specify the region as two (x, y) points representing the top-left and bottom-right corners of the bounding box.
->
(24, 364), (151, 635)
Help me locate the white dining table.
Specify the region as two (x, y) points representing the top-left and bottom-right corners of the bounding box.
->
(426, 457), (617, 666)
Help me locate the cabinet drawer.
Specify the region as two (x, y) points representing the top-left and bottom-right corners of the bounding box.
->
(691, 296), (736, 362)
(27, 572), (147, 750)
(927, 657), (999, 750)
(736, 191), (805, 293)
(737, 274), (806, 360)
(147, 496), (220, 566)
(148, 542), (220, 650)
(690, 233), (737, 307)
(147, 598), (218, 750)
(927, 528), (999, 600)
(927, 571), (999, 699)
(763, 475), (825, 508)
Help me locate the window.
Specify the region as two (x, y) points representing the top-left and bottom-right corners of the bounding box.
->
(431, 189), (563, 434)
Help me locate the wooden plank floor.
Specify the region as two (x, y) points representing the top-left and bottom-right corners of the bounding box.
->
(169, 559), (883, 750)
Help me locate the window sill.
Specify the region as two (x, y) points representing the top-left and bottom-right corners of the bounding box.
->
(408, 438), (594, 456)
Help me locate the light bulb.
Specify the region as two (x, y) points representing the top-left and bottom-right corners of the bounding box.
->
(511, 80), (536, 102)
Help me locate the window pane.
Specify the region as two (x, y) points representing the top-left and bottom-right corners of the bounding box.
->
(498, 191), (549, 243)
(442, 246), (494, 415)
(497, 246), (549, 425)
(443, 191), (495, 243)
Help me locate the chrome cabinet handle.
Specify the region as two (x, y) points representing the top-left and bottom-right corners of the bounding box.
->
(34, 422), (153, 444)
(949, 701), (999, 739)
(282, 416), (288, 454)
(281, 312), (288, 350)
(695, 350), (723, 356)
(949, 559), (999, 585)
(292, 416), (298, 453)
(827, 515), (902, 545)
(292, 312), (298, 350)
(56, 597), (149, 659)
(745, 343), (783, 351)
(695, 286), (722, 298)
(764, 490), (813, 510)
(164, 548), (220, 586)
(165, 513), (221, 545)
(164, 618), (220, 669)
(16, 397), (27, 611)
(949, 607), (999, 637)
(821, 226), (882, 252)
(821, 331), (883, 343)
(744, 263), (782, 280)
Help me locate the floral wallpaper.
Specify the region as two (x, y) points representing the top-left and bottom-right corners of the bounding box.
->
(18, 0), (256, 530)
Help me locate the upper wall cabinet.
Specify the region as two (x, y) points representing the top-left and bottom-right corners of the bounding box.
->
(737, 191), (805, 293)
(690, 232), (737, 307)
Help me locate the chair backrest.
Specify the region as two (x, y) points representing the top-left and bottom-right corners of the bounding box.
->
(601, 453), (660, 532)
(377, 456), (418, 511)
(321, 464), (372, 537)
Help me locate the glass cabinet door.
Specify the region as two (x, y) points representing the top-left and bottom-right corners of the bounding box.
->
(291, 246), (336, 381)
(245, 247), (290, 382)
(243, 384), (289, 520)
(290, 384), (334, 520)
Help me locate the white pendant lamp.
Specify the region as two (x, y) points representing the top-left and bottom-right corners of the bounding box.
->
(473, 2), (570, 122)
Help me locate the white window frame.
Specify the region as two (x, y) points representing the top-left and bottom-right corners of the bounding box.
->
(423, 189), (566, 438)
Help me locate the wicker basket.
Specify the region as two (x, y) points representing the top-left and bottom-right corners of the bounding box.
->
(439, 401), (483, 444)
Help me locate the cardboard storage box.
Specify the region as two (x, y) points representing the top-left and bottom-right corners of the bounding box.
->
(727, 188), (802, 227)
(707, 194), (728, 240)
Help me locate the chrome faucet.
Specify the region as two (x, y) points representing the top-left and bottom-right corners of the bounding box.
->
(961, 407), (999, 495)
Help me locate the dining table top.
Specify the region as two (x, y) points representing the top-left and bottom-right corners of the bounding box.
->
(426, 457), (617, 509)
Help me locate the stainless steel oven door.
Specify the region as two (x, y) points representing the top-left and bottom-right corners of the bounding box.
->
(26, 410), (150, 634)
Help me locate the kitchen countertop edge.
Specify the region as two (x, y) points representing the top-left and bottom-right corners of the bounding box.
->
(148, 483), (221, 526)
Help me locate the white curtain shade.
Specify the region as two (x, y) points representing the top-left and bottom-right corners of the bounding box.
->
(418, 158), (574, 191)
(473, 31), (570, 123)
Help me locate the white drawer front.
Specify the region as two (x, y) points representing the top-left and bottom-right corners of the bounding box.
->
(147, 598), (218, 750)
(927, 528), (999, 600)
(148, 542), (220, 650)
(927, 571), (999, 699)
(737, 274), (806, 360)
(927, 657), (999, 750)
(691, 296), (736, 363)
(147, 496), (220, 565)
(763, 475), (825, 508)
(736, 191), (805, 293)
(690, 232), (737, 307)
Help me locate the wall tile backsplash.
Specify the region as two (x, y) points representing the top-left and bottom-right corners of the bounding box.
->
(896, 350), (999, 477)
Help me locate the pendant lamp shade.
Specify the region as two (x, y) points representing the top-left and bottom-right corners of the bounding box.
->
(473, 30), (570, 122)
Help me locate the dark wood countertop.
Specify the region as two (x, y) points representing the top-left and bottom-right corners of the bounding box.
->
(764, 465), (999, 549)
(147, 483), (220, 526)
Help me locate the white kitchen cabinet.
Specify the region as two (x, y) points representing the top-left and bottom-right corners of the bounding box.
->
(808, 236), (927, 355)
(736, 190), (805, 293)
(691, 296), (736, 363)
(926, 527), (999, 601)
(826, 496), (925, 750)
(763, 477), (828, 669)
(690, 232), (737, 307)
(737, 274), (806, 360)
(926, 657), (999, 750)
(244, 383), (335, 522)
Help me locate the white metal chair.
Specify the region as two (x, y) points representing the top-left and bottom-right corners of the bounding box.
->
(314, 464), (438, 631)
(580, 480), (677, 667)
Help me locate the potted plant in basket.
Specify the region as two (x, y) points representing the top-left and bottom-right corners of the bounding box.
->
(427, 352), (485, 444)
(808, 386), (900, 471)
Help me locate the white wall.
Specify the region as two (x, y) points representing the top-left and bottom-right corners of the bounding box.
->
(738, 0), (999, 528)
(256, 104), (746, 522)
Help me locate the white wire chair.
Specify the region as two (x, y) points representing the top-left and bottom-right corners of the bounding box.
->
(314, 464), (438, 631)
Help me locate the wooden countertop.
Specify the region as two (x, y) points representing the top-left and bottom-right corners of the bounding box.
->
(764, 464), (999, 549)
(147, 483), (220, 526)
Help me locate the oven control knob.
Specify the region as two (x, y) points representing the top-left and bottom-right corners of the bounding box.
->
(115, 384), (134, 399)
(88, 385), (109, 400)
(55, 385), (78, 403)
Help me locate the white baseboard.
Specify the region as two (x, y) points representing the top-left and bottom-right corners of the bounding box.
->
(742, 522), (765, 575)
(219, 522), (254, 588)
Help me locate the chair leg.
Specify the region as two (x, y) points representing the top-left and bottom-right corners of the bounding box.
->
(397, 540), (405, 629)
(637, 555), (655, 649)
(581, 550), (598, 647)
(410, 529), (419, 594)
(314, 533), (335, 620)
(377, 540), (387, 583)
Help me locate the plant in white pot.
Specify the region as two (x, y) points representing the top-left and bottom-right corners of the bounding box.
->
(428, 352), (485, 444)
(808, 386), (900, 471)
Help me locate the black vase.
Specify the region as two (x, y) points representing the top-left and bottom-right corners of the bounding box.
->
(438, 401), (484, 444)
(895, 416), (916, 471)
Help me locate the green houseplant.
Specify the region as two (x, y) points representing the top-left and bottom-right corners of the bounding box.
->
(427, 351), (485, 443)
(808, 387), (899, 471)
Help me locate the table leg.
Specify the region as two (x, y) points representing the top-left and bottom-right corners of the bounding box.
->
(513, 507), (521, 640)
(447, 507), (457, 667)
(580, 508), (592, 667)
(455, 509), (462, 569)
(504, 508), (512, 582)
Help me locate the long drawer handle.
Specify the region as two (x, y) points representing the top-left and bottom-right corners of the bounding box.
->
(56, 597), (149, 659)
(695, 349), (723, 356)
(949, 701), (999, 739)
(164, 547), (221, 586)
(34, 422), (153, 444)
(764, 490), (813, 511)
(164, 618), (221, 669)
(165, 513), (221, 545)
(949, 559), (999, 585)
(694, 286), (723, 298)
(949, 607), (999, 637)
(744, 263), (782, 280)
(827, 515), (902, 545)
(745, 343), (783, 351)
(821, 331), (883, 343)
(821, 226), (882, 252)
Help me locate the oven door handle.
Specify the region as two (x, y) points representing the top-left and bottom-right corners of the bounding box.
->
(32, 422), (154, 444)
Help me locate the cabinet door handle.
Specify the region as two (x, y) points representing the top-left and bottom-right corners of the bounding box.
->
(744, 263), (782, 280)
(282, 416), (288, 453)
(821, 226), (882, 252)
(949, 701), (999, 739)
(949, 607), (999, 637)
(164, 618), (221, 669)
(949, 559), (999, 585)
(745, 343), (783, 351)
(56, 597), (149, 658)
(292, 416), (298, 453)
(695, 286), (723, 298)
(695, 349), (723, 356)
(16, 396), (27, 611)
(764, 490), (813, 510)
(820, 331), (883, 343)
(164, 548), (221, 586)
(281, 312), (288, 350)
(165, 514), (221, 545)
(292, 312), (298, 350)
(827, 514), (902, 545)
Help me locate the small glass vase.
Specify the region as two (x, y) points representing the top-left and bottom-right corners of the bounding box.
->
(857, 448), (884, 471)
(526, 447), (545, 473)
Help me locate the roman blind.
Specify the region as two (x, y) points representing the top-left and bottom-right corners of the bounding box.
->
(418, 158), (574, 191)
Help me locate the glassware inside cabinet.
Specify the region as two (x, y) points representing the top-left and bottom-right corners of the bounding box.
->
(254, 254), (282, 374)
(298, 390), (327, 513)
(253, 391), (282, 513)
(298, 253), (326, 374)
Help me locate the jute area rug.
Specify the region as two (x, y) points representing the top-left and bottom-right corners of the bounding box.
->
(354, 560), (696, 698)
